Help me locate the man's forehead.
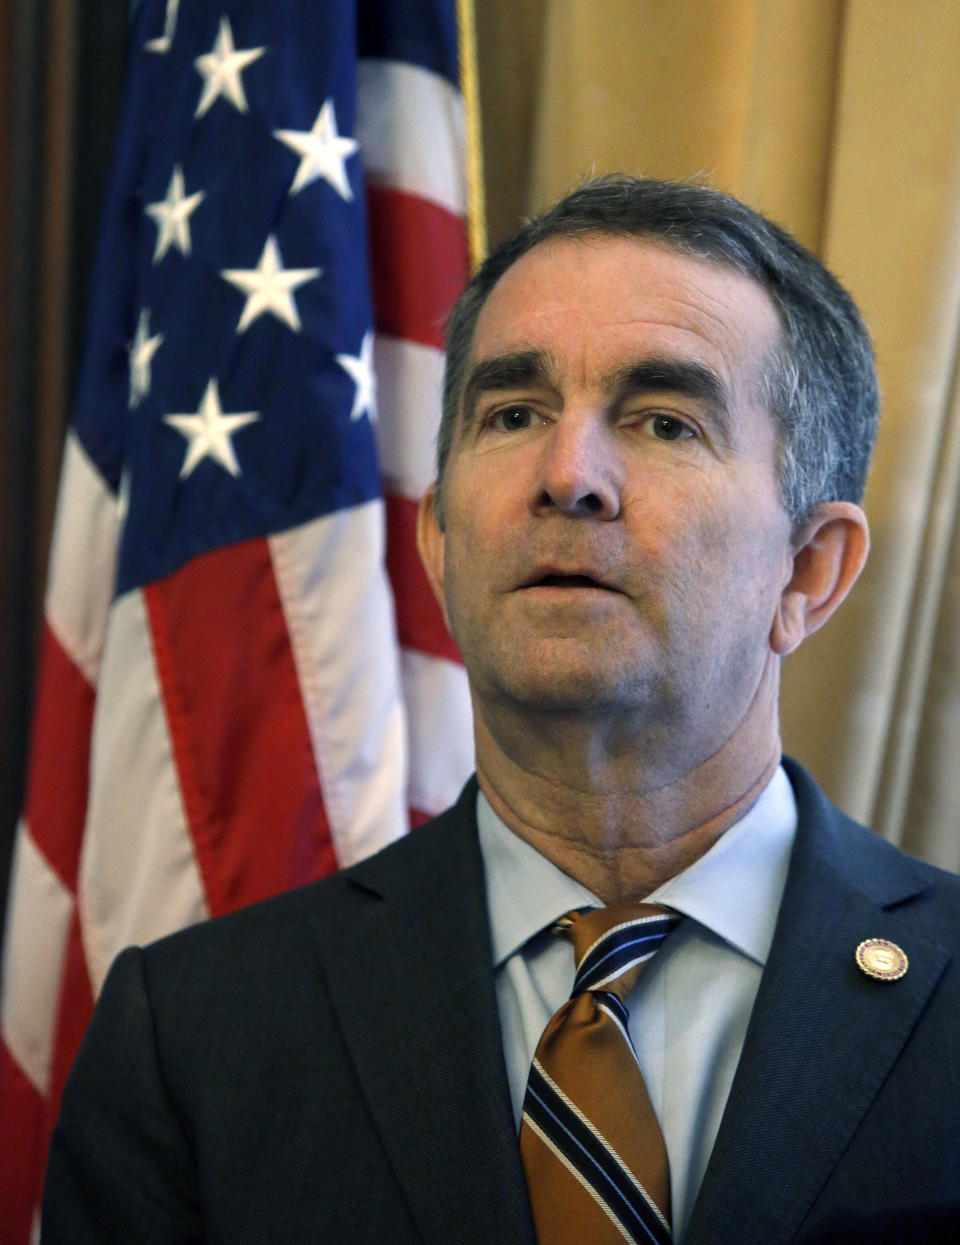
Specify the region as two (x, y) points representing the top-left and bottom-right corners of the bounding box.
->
(467, 232), (783, 393)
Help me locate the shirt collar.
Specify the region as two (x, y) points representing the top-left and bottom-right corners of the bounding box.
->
(477, 764), (797, 971)
(477, 794), (600, 969)
(647, 765), (796, 965)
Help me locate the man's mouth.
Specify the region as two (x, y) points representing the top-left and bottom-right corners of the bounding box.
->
(521, 570), (621, 592)
(535, 574), (606, 588)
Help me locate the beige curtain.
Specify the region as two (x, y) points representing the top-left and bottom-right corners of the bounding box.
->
(475, 0), (960, 870)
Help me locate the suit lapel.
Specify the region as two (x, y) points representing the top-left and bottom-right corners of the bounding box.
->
(306, 782), (535, 1244)
(685, 761), (951, 1245)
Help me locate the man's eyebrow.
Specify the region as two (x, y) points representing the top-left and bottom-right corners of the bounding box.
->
(461, 350), (556, 426)
(460, 350), (736, 442)
(605, 356), (734, 442)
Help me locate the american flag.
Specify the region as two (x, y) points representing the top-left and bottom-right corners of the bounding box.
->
(0, 0), (475, 1237)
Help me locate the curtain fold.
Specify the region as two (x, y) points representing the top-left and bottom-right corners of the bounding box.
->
(790, 0), (960, 868)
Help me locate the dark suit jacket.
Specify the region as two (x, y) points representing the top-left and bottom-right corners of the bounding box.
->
(42, 759), (960, 1243)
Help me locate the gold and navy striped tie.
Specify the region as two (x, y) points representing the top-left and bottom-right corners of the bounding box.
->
(520, 904), (682, 1244)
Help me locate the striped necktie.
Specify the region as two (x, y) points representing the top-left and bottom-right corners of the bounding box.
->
(520, 903), (682, 1244)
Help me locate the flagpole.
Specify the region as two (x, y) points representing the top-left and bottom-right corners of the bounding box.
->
(456, 0), (487, 270)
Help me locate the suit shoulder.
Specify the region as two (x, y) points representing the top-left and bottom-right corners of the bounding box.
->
(833, 804), (960, 894)
(785, 757), (960, 946)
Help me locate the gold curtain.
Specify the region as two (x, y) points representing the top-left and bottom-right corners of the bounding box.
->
(476, 0), (960, 870)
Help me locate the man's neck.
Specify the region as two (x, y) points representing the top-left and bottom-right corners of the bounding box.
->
(472, 691), (782, 903)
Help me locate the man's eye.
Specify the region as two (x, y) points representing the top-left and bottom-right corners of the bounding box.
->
(650, 414), (694, 441)
(491, 405), (535, 431)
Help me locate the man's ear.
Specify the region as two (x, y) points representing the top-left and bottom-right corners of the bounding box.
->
(771, 501), (870, 657)
(416, 483), (449, 623)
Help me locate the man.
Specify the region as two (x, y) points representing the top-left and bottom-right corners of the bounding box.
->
(43, 178), (960, 1243)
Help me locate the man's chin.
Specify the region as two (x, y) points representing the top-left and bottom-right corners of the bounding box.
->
(484, 665), (657, 719)
(456, 627), (665, 716)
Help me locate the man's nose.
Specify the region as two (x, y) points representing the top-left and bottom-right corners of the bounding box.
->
(528, 412), (621, 519)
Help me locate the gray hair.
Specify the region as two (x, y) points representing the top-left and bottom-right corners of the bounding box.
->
(437, 175), (878, 527)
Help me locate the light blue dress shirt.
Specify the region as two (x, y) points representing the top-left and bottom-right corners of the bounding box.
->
(476, 765), (798, 1242)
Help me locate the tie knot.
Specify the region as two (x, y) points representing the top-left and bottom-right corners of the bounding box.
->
(557, 903), (681, 1000)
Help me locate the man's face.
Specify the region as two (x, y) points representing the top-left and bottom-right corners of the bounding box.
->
(420, 233), (796, 758)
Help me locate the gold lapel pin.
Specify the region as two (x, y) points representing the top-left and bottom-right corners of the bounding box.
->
(856, 938), (908, 981)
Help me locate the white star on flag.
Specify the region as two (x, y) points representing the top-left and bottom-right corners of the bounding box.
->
(144, 0), (180, 54)
(128, 308), (164, 407)
(145, 165), (205, 262)
(221, 235), (321, 333)
(336, 330), (377, 421)
(194, 16), (266, 118)
(274, 99), (359, 199)
(163, 379), (260, 478)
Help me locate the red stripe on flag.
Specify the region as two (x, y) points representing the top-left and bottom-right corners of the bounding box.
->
(143, 538), (337, 918)
(368, 186), (469, 349)
(0, 1038), (47, 1242)
(23, 622), (96, 893)
(23, 909), (98, 1223)
(385, 492), (462, 665)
